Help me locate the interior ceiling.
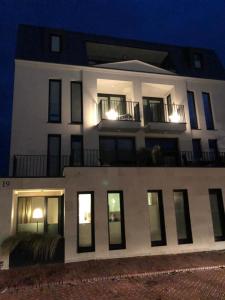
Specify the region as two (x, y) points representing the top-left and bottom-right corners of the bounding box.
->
(86, 42), (168, 65)
(97, 79), (132, 90)
(143, 83), (173, 91)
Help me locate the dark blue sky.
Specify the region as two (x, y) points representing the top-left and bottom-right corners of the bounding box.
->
(1, 0), (225, 175)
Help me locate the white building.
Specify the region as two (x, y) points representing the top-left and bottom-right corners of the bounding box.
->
(0, 25), (225, 268)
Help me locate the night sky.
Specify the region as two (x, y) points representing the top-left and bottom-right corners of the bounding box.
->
(1, 0), (225, 175)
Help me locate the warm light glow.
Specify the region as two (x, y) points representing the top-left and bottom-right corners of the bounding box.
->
(32, 208), (43, 219)
(106, 109), (118, 120)
(79, 194), (91, 224)
(169, 111), (180, 123)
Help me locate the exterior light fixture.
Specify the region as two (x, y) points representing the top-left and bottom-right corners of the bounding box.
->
(32, 208), (43, 232)
(106, 109), (118, 120)
(169, 111), (180, 123)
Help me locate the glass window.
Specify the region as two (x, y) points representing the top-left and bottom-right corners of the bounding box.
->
(192, 139), (202, 161)
(47, 135), (61, 177)
(187, 91), (198, 129)
(71, 82), (82, 123)
(202, 92), (214, 130)
(50, 35), (61, 52)
(143, 97), (165, 124)
(147, 191), (166, 246)
(99, 137), (135, 166)
(17, 196), (63, 235)
(108, 192), (125, 250)
(71, 136), (83, 166)
(193, 53), (203, 69)
(77, 192), (95, 252)
(48, 80), (61, 122)
(209, 189), (225, 241)
(174, 190), (192, 244)
(209, 139), (219, 161)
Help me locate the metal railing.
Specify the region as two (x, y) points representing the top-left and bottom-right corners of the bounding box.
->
(98, 99), (140, 122)
(12, 150), (225, 177)
(143, 103), (185, 124)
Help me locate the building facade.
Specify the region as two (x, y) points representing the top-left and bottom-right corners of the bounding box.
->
(0, 25), (225, 268)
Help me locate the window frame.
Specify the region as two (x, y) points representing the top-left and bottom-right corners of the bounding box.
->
(174, 189), (193, 244)
(47, 134), (61, 177)
(70, 81), (83, 124)
(48, 79), (62, 123)
(77, 191), (95, 253)
(50, 34), (62, 53)
(202, 92), (215, 130)
(187, 91), (198, 129)
(107, 191), (126, 250)
(193, 52), (203, 69)
(209, 189), (225, 242)
(70, 135), (84, 166)
(147, 190), (167, 247)
(16, 195), (64, 236)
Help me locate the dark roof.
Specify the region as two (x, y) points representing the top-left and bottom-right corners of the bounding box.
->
(16, 24), (225, 80)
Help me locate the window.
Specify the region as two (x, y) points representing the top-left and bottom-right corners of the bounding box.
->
(71, 82), (83, 124)
(187, 91), (198, 129)
(107, 192), (126, 250)
(209, 139), (219, 161)
(193, 53), (203, 69)
(50, 35), (61, 52)
(174, 190), (192, 244)
(17, 196), (64, 235)
(202, 92), (214, 130)
(147, 191), (166, 246)
(71, 135), (83, 166)
(209, 189), (225, 241)
(48, 80), (61, 123)
(143, 97), (165, 124)
(98, 94), (126, 119)
(192, 139), (202, 161)
(47, 135), (61, 176)
(77, 192), (95, 252)
(99, 136), (136, 166)
(167, 94), (173, 116)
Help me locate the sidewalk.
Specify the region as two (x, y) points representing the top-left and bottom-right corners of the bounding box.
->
(0, 250), (225, 299)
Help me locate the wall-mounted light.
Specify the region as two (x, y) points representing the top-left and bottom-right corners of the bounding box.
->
(106, 109), (118, 120)
(169, 111), (180, 123)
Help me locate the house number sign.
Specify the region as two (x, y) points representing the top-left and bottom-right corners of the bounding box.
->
(1, 181), (10, 188)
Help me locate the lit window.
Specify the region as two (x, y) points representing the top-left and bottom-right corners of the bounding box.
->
(77, 192), (95, 252)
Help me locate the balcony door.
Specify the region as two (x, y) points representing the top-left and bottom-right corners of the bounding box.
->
(47, 135), (61, 176)
(98, 94), (126, 119)
(99, 136), (136, 166)
(71, 135), (83, 166)
(143, 97), (165, 124)
(146, 138), (179, 165)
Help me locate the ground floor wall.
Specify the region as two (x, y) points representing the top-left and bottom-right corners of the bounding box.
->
(0, 167), (225, 268)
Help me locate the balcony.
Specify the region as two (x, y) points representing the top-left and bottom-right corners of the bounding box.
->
(12, 150), (225, 177)
(143, 102), (186, 133)
(97, 99), (141, 132)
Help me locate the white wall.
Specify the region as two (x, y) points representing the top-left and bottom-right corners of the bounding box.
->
(10, 60), (225, 167)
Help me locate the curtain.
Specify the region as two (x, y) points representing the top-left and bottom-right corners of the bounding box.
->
(17, 197), (32, 224)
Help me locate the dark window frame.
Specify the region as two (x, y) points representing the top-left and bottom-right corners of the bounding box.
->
(174, 189), (193, 244)
(77, 191), (95, 253)
(209, 189), (225, 242)
(147, 190), (167, 247)
(70, 135), (84, 166)
(47, 134), (61, 177)
(16, 195), (64, 236)
(99, 136), (136, 166)
(70, 81), (83, 124)
(48, 79), (62, 123)
(193, 52), (203, 69)
(202, 92), (215, 130)
(107, 191), (126, 250)
(187, 91), (198, 129)
(50, 34), (62, 53)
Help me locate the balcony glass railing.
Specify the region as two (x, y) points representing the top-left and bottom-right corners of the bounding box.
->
(98, 99), (140, 122)
(143, 103), (185, 125)
(12, 150), (225, 177)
